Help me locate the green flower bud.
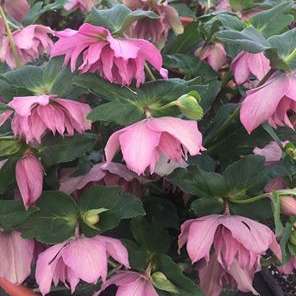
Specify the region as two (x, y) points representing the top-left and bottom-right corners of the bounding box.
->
(176, 92), (204, 120)
(151, 272), (179, 294)
(82, 208), (109, 228)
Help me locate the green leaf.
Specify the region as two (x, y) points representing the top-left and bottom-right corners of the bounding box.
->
(169, 166), (228, 198)
(223, 155), (268, 196)
(21, 191), (79, 244)
(0, 158), (16, 194)
(271, 192), (284, 236)
(191, 197), (224, 216)
(152, 272), (179, 294)
(229, 0), (254, 10)
(155, 254), (203, 296)
(250, 1), (294, 37)
(164, 54), (217, 82)
(79, 186), (145, 233)
(0, 137), (25, 157)
(0, 200), (36, 231)
(130, 217), (171, 253)
(86, 4), (159, 34)
(217, 27), (271, 53)
(267, 29), (296, 70)
(88, 101), (143, 125)
(39, 134), (96, 166)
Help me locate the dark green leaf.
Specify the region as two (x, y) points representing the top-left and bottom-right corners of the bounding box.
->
(86, 4), (159, 34)
(191, 197), (224, 216)
(0, 137), (25, 157)
(39, 134), (96, 166)
(21, 191), (79, 244)
(0, 158), (16, 194)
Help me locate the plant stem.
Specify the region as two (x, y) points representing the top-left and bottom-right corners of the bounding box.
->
(230, 193), (270, 204)
(0, 6), (21, 68)
(145, 63), (156, 81)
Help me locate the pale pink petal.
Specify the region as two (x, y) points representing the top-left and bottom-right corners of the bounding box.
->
(253, 141), (283, 163)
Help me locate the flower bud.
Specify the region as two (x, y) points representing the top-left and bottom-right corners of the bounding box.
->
(151, 272), (178, 293)
(280, 196), (296, 216)
(82, 208), (108, 228)
(284, 142), (296, 160)
(176, 92), (204, 120)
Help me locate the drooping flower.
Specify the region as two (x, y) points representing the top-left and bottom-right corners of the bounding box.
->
(36, 235), (130, 295)
(95, 271), (159, 296)
(123, 0), (183, 47)
(59, 162), (145, 196)
(105, 117), (204, 175)
(195, 43), (227, 72)
(240, 72), (296, 133)
(64, 0), (95, 12)
(16, 153), (44, 209)
(231, 52), (270, 85)
(2, 0), (30, 21)
(253, 141), (283, 164)
(0, 95), (91, 144)
(179, 214), (281, 296)
(0, 25), (53, 69)
(278, 257), (296, 274)
(0, 231), (34, 284)
(51, 23), (168, 87)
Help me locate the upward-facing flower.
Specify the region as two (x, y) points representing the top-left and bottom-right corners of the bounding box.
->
(179, 215), (281, 296)
(231, 52), (270, 85)
(36, 235), (130, 295)
(95, 271), (159, 296)
(64, 0), (95, 12)
(0, 95), (91, 144)
(16, 152), (44, 208)
(51, 23), (168, 87)
(240, 72), (296, 133)
(0, 231), (34, 284)
(195, 43), (227, 72)
(2, 0), (30, 21)
(105, 117), (204, 175)
(0, 25), (53, 69)
(123, 0), (183, 47)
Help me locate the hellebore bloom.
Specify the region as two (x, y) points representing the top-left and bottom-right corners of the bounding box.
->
(59, 162), (145, 196)
(95, 271), (159, 296)
(0, 25), (53, 69)
(36, 235), (130, 295)
(253, 141), (283, 164)
(0, 231), (34, 284)
(51, 23), (168, 87)
(279, 257), (296, 274)
(105, 117), (204, 175)
(179, 215), (281, 296)
(280, 196), (296, 216)
(123, 0), (183, 47)
(2, 0), (30, 21)
(231, 52), (270, 85)
(240, 72), (296, 133)
(16, 153), (44, 209)
(195, 43), (227, 72)
(1, 95), (91, 144)
(64, 0), (95, 12)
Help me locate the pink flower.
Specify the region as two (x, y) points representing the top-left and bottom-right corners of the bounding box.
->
(51, 23), (168, 87)
(123, 0), (183, 47)
(16, 153), (44, 209)
(59, 162), (145, 196)
(179, 215), (281, 296)
(264, 176), (287, 193)
(1, 95), (91, 144)
(253, 141), (283, 164)
(105, 117), (204, 175)
(195, 43), (227, 71)
(216, 0), (231, 11)
(0, 231), (34, 284)
(278, 257), (296, 274)
(95, 271), (159, 296)
(280, 196), (296, 216)
(231, 52), (270, 85)
(240, 72), (296, 133)
(2, 0), (30, 21)
(36, 235), (130, 295)
(64, 0), (95, 12)
(0, 25), (53, 69)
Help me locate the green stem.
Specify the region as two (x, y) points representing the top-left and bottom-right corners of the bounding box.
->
(145, 63), (156, 81)
(0, 6), (21, 68)
(284, 48), (296, 65)
(230, 193), (270, 204)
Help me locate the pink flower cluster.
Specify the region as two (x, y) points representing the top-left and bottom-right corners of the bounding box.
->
(51, 23), (168, 87)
